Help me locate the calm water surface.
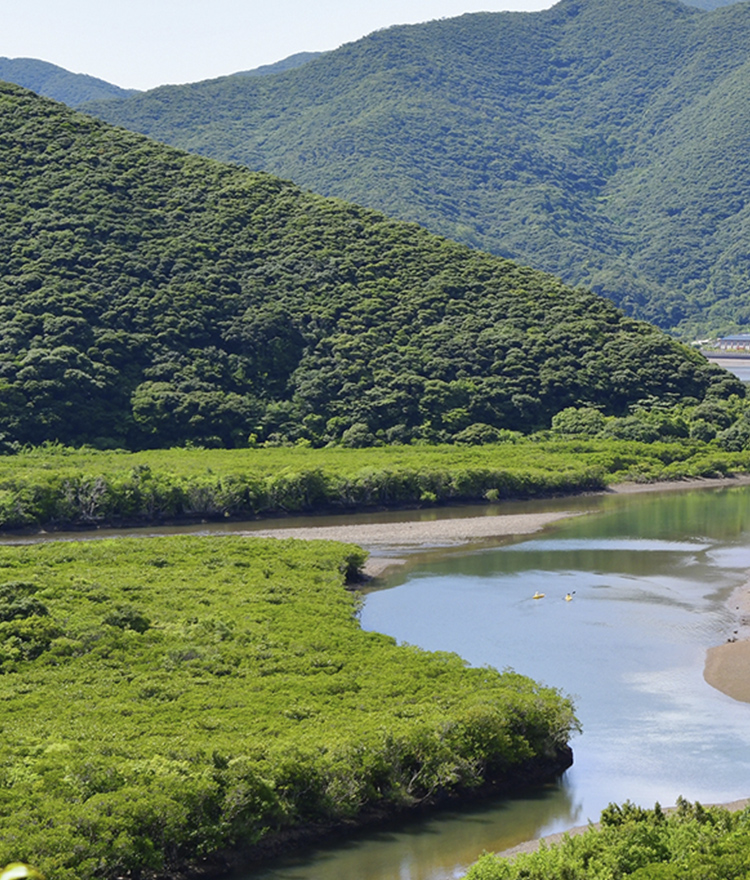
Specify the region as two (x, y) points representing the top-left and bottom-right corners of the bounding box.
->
(239, 485), (750, 880)
(708, 357), (750, 383)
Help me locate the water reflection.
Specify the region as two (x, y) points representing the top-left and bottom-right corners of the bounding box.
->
(236, 783), (580, 880)
(355, 486), (750, 878)
(11, 483), (750, 880)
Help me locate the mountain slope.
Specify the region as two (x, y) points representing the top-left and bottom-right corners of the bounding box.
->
(0, 51), (323, 110)
(0, 57), (138, 107)
(232, 51), (325, 78)
(83, 0), (750, 337)
(0, 82), (736, 450)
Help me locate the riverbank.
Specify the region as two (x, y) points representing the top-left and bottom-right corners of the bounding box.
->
(248, 509), (579, 578)
(608, 473), (750, 495)
(186, 747), (575, 880)
(0, 438), (748, 533)
(244, 474), (750, 578)
(497, 797), (750, 861)
(692, 474), (750, 701)
(704, 579), (750, 702)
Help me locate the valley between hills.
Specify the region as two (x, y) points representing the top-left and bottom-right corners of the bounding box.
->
(2, 0), (750, 877)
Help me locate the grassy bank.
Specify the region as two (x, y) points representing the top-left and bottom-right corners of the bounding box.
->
(466, 799), (750, 879)
(0, 535), (577, 879)
(0, 439), (748, 530)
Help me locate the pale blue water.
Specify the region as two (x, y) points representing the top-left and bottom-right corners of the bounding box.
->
(245, 485), (750, 880)
(708, 357), (750, 383)
(7, 485), (750, 879)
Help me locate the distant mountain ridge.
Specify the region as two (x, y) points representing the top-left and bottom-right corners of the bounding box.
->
(0, 51), (323, 109)
(0, 81), (734, 450)
(232, 51), (325, 78)
(0, 57), (139, 107)
(81, 0), (750, 338)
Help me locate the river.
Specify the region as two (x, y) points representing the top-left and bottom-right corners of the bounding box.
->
(230, 484), (750, 880)
(705, 355), (750, 383)
(5, 484), (750, 880)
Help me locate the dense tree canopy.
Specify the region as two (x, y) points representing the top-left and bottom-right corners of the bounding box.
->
(83, 0), (750, 337)
(467, 800), (750, 880)
(0, 82), (739, 450)
(0, 535), (577, 878)
(0, 57), (138, 107)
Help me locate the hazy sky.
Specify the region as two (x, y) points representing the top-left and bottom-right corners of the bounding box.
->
(1, 0), (556, 91)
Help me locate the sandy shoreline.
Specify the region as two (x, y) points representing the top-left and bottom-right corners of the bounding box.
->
(247, 509), (577, 576)
(698, 476), (750, 702)
(704, 578), (750, 703)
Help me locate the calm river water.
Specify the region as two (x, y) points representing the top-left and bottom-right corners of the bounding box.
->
(237, 485), (750, 880)
(7, 485), (750, 879)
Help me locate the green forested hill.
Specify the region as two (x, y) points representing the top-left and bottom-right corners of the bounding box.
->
(0, 52), (324, 110)
(232, 51), (325, 78)
(0, 82), (738, 450)
(83, 0), (750, 337)
(0, 57), (138, 107)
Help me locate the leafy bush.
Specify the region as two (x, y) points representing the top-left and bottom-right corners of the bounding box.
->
(550, 407), (606, 437)
(465, 799), (750, 880)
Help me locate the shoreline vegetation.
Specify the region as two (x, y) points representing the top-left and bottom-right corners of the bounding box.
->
(3, 447), (750, 878)
(0, 534), (578, 880)
(466, 799), (750, 879)
(0, 439), (749, 535)
(494, 797), (750, 862)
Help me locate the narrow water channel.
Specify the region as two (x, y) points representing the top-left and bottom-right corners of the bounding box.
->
(235, 485), (750, 880)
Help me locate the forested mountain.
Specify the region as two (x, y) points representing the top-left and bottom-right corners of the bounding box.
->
(0, 52), (322, 110)
(232, 51), (324, 78)
(0, 82), (737, 450)
(0, 57), (138, 107)
(84, 0), (750, 338)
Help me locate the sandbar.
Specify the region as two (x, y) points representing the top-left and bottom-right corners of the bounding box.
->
(247, 510), (575, 577)
(246, 474), (750, 578)
(704, 579), (750, 703)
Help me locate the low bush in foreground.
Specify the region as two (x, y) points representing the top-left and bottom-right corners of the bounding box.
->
(0, 536), (577, 879)
(466, 799), (750, 879)
(0, 439), (748, 530)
